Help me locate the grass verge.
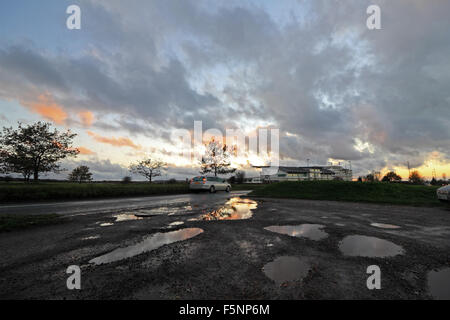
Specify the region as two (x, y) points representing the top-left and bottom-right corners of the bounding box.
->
(250, 181), (443, 207)
(0, 182), (190, 203)
(0, 214), (63, 232)
(0, 182), (263, 203)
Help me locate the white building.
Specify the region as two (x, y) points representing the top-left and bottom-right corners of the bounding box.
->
(260, 166), (352, 182)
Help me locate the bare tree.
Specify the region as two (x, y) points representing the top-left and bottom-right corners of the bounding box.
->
(200, 139), (236, 177)
(129, 158), (166, 182)
(0, 122), (79, 181)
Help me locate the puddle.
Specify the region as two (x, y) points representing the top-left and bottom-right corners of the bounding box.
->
(135, 205), (193, 217)
(81, 235), (100, 240)
(427, 268), (450, 300)
(263, 256), (310, 285)
(370, 223), (401, 229)
(89, 228), (203, 265)
(339, 235), (404, 257)
(114, 214), (143, 222)
(168, 221), (184, 227)
(264, 224), (328, 240)
(100, 223), (114, 227)
(196, 198), (257, 221)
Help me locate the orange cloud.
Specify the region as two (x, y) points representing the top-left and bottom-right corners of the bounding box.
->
(77, 147), (96, 155)
(26, 94), (68, 125)
(78, 110), (95, 127)
(87, 131), (141, 149)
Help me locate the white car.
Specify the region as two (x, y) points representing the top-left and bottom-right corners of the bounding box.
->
(437, 185), (450, 202)
(189, 176), (231, 193)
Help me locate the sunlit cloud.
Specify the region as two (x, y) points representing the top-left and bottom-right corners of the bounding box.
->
(87, 131), (141, 150)
(78, 111), (95, 127)
(77, 146), (96, 155)
(24, 94), (68, 125)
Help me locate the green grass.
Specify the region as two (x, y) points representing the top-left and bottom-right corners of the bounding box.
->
(250, 181), (443, 207)
(231, 183), (266, 191)
(0, 182), (190, 203)
(0, 214), (63, 232)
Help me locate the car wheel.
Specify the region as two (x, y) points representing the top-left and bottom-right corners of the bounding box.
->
(226, 186), (231, 193)
(209, 186), (216, 193)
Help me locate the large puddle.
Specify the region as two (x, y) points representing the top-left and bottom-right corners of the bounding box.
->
(195, 198), (257, 221)
(427, 268), (450, 300)
(339, 235), (404, 257)
(89, 228), (203, 265)
(370, 223), (401, 229)
(264, 224), (328, 240)
(263, 256), (310, 285)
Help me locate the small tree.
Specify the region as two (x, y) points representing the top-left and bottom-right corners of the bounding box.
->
(129, 158), (166, 182)
(409, 170), (424, 185)
(68, 165), (93, 183)
(382, 171), (402, 182)
(364, 173), (375, 182)
(122, 176), (132, 184)
(0, 122), (79, 181)
(200, 139), (236, 177)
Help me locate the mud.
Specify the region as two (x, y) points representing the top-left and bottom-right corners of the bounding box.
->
(0, 197), (449, 299)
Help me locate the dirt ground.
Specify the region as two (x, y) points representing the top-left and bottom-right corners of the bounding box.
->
(0, 197), (449, 299)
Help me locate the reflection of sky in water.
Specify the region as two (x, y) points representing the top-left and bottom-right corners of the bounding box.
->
(168, 221), (184, 226)
(339, 235), (404, 257)
(198, 198), (257, 221)
(81, 235), (100, 240)
(100, 223), (114, 227)
(264, 224), (328, 241)
(370, 223), (401, 229)
(114, 214), (143, 222)
(263, 256), (310, 285)
(89, 228), (203, 265)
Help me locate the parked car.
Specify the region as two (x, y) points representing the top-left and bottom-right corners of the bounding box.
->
(437, 185), (450, 202)
(189, 176), (231, 193)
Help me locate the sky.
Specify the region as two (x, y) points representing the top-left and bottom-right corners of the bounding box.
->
(0, 0), (449, 181)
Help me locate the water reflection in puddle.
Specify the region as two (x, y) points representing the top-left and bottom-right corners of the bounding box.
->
(168, 221), (184, 227)
(81, 235), (100, 240)
(195, 198), (257, 221)
(428, 268), (450, 300)
(339, 235), (404, 257)
(370, 223), (401, 229)
(89, 228), (203, 265)
(263, 256), (310, 285)
(135, 205), (193, 217)
(114, 214), (143, 222)
(264, 224), (328, 240)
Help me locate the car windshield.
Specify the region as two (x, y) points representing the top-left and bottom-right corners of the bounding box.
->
(192, 177), (204, 182)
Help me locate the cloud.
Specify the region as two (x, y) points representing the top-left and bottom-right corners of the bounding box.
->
(78, 110), (95, 127)
(77, 146), (96, 155)
(87, 131), (141, 150)
(0, 0), (449, 178)
(23, 94), (68, 125)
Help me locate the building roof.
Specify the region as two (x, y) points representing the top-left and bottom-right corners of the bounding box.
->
(278, 166), (345, 175)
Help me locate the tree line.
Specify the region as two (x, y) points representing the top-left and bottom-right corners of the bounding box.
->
(0, 122), (241, 183)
